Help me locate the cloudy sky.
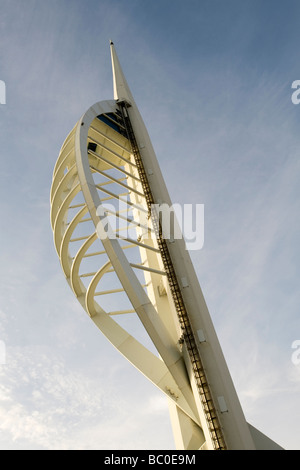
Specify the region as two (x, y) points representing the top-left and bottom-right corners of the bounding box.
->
(0, 0), (299, 450)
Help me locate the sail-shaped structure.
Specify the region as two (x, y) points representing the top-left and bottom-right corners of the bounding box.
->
(50, 42), (282, 450)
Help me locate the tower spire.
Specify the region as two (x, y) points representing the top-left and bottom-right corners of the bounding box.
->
(110, 40), (135, 105)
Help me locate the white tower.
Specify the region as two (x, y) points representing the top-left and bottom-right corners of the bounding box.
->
(50, 42), (282, 450)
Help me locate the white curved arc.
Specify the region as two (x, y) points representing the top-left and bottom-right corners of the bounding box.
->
(75, 102), (179, 346)
(70, 232), (98, 298)
(85, 259), (112, 317)
(75, 104), (178, 355)
(50, 163), (78, 229)
(60, 205), (89, 278)
(52, 182), (82, 252)
(53, 125), (77, 177)
(74, 101), (200, 421)
(50, 147), (75, 202)
(51, 99), (203, 429)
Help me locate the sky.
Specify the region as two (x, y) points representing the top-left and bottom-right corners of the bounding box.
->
(0, 0), (299, 450)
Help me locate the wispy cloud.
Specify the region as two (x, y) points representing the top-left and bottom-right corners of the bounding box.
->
(0, 345), (173, 450)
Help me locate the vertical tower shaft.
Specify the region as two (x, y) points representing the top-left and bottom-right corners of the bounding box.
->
(119, 101), (226, 449)
(110, 41), (257, 450)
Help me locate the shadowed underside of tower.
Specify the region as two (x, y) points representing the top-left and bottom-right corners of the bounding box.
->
(50, 42), (283, 451)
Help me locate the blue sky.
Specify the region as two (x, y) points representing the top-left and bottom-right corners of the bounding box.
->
(0, 0), (299, 450)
